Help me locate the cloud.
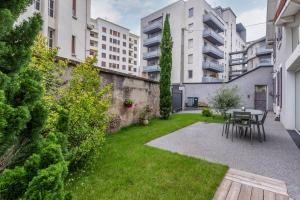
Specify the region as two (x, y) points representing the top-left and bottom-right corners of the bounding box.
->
(237, 7), (267, 42)
(91, 0), (122, 22)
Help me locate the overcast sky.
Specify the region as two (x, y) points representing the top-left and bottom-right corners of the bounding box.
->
(91, 0), (267, 42)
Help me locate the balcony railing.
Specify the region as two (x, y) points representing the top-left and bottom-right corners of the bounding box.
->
(143, 65), (160, 73)
(203, 28), (224, 46)
(256, 47), (273, 55)
(202, 76), (224, 83)
(143, 49), (161, 60)
(229, 58), (247, 66)
(143, 35), (162, 47)
(257, 59), (273, 67)
(143, 21), (163, 34)
(203, 61), (224, 72)
(203, 45), (224, 59)
(203, 12), (225, 33)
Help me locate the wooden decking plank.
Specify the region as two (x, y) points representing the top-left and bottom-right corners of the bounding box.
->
(237, 184), (252, 200)
(264, 190), (276, 200)
(226, 182), (242, 200)
(251, 187), (263, 200)
(213, 179), (233, 200)
(275, 193), (289, 200)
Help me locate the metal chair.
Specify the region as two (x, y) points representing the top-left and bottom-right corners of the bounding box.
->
(233, 112), (253, 144)
(222, 113), (234, 138)
(251, 111), (268, 141)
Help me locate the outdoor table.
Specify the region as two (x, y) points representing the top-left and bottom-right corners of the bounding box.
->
(226, 109), (264, 142)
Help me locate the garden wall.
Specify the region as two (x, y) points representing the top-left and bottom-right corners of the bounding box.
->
(182, 66), (274, 111)
(63, 66), (160, 131)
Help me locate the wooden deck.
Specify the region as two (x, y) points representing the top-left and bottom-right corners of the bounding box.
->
(213, 169), (293, 200)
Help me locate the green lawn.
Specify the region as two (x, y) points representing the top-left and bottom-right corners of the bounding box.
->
(66, 114), (228, 200)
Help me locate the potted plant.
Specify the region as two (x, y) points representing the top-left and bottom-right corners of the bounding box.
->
(139, 105), (152, 126)
(124, 98), (134, 108)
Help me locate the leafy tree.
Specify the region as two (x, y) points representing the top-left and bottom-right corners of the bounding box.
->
(58, 57), (111, 170)
(159, 15), (173, 119)
(209, 86), (241, 115)
(0, 0), (44, 169)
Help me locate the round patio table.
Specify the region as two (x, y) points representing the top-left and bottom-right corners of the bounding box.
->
(225, 109), (264, 142)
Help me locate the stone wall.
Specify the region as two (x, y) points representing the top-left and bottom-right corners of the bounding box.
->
(63, 66), (160, 131)
(182, 66), (274, 111)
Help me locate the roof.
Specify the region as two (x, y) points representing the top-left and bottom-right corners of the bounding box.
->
(214, 6), (237, 18)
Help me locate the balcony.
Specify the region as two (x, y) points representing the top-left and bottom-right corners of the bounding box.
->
(143, 65), (160, 73)
(203, 13), (225, 33)
(203, 61), (224, 72)
(203, 45), (224, 59)
(202, 76), (223, 83)
(229, 58), (247, 66)
(203, 28), (224, 46)
(275, 0), (300, 25)
(143, 49), (160, 60)
(143, 21), (163, 34)
(256, 47), (273, 56)
(143, 35), (162, 47)
(257, 59), (273, 67)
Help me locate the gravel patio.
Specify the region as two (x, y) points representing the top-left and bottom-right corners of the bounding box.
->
(147, 114), (300, 199)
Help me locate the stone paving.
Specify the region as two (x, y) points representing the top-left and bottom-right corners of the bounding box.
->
(147, 115), (300, 200)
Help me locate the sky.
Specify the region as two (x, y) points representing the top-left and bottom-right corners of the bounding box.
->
(91, 0), (267, 42)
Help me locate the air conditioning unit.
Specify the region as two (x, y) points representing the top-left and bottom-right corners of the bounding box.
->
(87, 24), (94, 30)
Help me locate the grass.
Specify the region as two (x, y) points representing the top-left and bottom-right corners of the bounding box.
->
(66, 114), (228, 200)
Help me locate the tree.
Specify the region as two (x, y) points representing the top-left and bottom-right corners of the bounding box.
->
(0, 0), (44, 169)
(159, 15), (173, 119)
(209, 86), (241, 115)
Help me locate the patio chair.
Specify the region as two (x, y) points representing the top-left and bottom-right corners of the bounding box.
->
(233, 112), (253, 144)
(222, 113), (233, 138)
(251, 111), (268, 141)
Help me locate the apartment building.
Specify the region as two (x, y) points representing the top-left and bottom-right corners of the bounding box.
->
(18, 0), (91, 62)
(229, 37), (273, 80)
(88, 18), (140, 76)
(140, 0), (246, 83)
(266, 0), (300, 132)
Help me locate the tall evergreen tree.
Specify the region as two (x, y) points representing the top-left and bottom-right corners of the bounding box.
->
(0, 0), (45, 169)
(159, 15), (173, 119)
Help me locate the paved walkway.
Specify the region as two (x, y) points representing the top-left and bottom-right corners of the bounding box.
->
(214, 169), (292, 200)
(147, 115), (300, 199)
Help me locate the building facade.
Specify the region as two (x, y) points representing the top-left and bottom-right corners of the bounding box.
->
(18, 0), (91, 62)
(229, 37), (273, 80)
(140, 0), (246, 83)
(266, 0), (300, 132)
(89, 18), (140, 76)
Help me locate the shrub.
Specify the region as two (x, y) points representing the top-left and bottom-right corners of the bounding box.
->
(209, 86), (241, 115)
(202, 108), (212, 117)
(139, 105), (152, 122)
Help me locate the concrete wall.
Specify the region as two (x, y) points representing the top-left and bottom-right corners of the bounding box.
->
(183, 66), (274, 110)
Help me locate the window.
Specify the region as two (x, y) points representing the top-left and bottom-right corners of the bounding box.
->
(188, 39), (193, 49)
(122, 57), (126, 62)
(188, 70), (193, 79)
(134, 40), (137, 44)
(134, 68), (137, 72)
(123, 34), (127, 39)
(102, 35), (106, 41)
(101, 61), (106, 67)
(72, 0), (76, 17)
(101, 53), (106, 58)
(123, 50), (126, 54)
(188, 23), (194, 30)
(35, 0), (41, 10)
(188, 8), (194, 18)
(122, 65), (126, 70)
(123, 42), (126, 47)
(48, 28), (55, 48)
(102, 27), (107, 33)
(188, 54), (193, 64)
(72, 35), (76, 55)
(102, 44), (106, 50)
(48, 0), (54, 17)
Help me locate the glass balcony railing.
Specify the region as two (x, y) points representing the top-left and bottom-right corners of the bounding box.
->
(256, 47), (273, 55)
(203, 61), (224, 72)
(203, 28), (224, 46)
(229, 58), (247, 66)
(143, 65), (160, 73)
(203, 45), (224, 59)
(143, 49), (161, 60)
(202, 76), (224, 83)
(143, 21), (163, 34)
(143, 35), (162, 47)
(257, 59), (273, 67)
(203, 13), (225, 33)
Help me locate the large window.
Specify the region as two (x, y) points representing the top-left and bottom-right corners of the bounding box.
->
(188, 39), (193, 49)
(188, 8), (194, 18)
(188, 54), (193, 64)
(35, 0), (41, 10)
(72, 35), (76, 55)
(48, 28), (55, 48)
(48, 0), (55, 17)
(188, 70), (193, 79)
(72, 0), (77, 17)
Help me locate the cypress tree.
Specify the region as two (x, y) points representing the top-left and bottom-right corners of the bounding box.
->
(159, 15), (173, 119)
(0, 0), (45, 168)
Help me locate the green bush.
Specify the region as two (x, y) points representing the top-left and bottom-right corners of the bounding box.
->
(209, 86), (241, 115)
(202, 108), (212, 117)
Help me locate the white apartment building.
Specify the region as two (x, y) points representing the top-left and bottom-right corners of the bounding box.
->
(229, 37), (273, 80)
(18, 0), (91, 62)
(266, 0), (300, 132)
(140, 0), (246, 83)
(89, 18), (140, 76)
